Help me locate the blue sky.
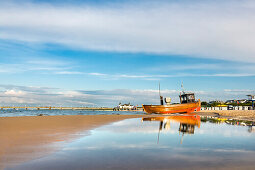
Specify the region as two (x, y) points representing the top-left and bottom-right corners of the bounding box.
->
(0, 0), (255, 106)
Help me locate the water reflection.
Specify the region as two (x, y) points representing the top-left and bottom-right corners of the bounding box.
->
(201, 116), (255, 133)
(142, 115), (200, 144)
(248, 126), (255, 133)
(8, 115), (255, 170)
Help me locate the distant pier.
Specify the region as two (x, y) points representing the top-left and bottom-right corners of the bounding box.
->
(0, 106), (114, 111)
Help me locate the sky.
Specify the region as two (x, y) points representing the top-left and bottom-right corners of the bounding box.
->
(0, 0), (255, 106)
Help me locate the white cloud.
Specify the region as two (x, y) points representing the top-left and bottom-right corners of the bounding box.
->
(224, 89), (255, 92)
(87, 72), (107, 76)
(89, 72), (255, 80)
(4, 89), (26, 96)
(55, 71), (83, 75)
(0, 84), (253, 107)
(0, 1), (255, 62)
(0, 58), (74, 74)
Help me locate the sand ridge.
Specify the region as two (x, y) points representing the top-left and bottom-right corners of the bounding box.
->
(0, 114), (148, 169)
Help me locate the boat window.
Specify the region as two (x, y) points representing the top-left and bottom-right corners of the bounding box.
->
(180, 94), (195, 104)
(188, 95), (194, 100)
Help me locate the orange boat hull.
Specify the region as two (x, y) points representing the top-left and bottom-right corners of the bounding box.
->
(142, 100), (201, 114)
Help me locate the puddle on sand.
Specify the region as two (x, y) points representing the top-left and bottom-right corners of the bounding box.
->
(7, 115), (255, 170)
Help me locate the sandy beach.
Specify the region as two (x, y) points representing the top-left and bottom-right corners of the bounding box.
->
(197, 110), (255, 120)
(0, 114), (147, 169)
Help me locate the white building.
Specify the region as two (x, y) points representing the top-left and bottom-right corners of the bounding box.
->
(117, 102), (135, 110)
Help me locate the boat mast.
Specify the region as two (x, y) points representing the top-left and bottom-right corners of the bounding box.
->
(159, 82), (164, 105)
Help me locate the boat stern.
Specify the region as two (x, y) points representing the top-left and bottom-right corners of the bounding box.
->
(195, 99), (201, 112)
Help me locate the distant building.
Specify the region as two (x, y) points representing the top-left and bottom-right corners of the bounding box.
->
(247, 95), (255, 109)
(225, 100), (238, 104)
(209, 100), (224, 104)
(247, 95), (255, 101)
(114, 102), (136, 111)
(237, 99), (247, 104)
(225, 99), (248, 104)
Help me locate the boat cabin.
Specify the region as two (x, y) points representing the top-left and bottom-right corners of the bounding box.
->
(179, 93), (195, 104)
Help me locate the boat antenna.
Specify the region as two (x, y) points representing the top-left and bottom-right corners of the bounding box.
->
(159, 81), (161, 96)
(157, 121), (163, 144)
(159, 82), (164, 105)
(181, 82), (185, 94)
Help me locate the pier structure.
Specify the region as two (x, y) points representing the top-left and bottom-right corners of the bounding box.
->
(0, 106), (113, 111)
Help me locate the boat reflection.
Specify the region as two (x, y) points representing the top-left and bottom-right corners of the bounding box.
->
(142, 114), (201, 144)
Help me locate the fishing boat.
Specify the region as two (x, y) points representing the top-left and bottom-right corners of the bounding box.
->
(142, 84), (201, 114)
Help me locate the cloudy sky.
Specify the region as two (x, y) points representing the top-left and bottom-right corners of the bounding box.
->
(0, 0), (255, 106)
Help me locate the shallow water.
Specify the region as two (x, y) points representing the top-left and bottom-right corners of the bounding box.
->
(7, 115), (255, 170)
(0, 109), (143, 117)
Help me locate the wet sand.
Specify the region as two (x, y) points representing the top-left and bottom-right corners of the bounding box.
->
(4, 113), (255, 170)
(197, 110), (255, 120)
(0, 115), (148, 169)
(2, 111), (255, 169)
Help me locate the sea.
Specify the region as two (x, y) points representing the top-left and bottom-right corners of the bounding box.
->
(0, 109), (144, 117)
